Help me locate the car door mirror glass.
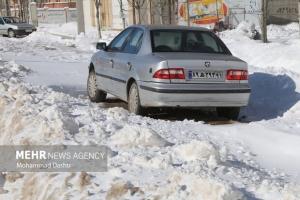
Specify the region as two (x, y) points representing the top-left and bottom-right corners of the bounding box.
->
(96, 42), (107, 51)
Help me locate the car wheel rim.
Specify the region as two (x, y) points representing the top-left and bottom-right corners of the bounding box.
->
(88, 72), (97, 98)
(8, 31), (14, 38)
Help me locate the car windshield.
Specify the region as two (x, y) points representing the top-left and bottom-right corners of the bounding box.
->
(151, 29), (230, 54)
(3, 17), (21, 24)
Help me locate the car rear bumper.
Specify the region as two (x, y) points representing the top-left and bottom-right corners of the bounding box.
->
(138, 81), (251, 107)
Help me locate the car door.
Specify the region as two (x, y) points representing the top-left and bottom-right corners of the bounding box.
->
(94, 28), (133, 95)
(0, 18), (5, 35)
(112, 28), (144, 100)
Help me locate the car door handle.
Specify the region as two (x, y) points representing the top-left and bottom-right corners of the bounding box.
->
(127, 62), (132, 71)
(109, 59), (114, 67)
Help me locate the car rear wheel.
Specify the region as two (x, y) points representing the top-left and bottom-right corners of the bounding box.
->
(217, 107), (240, 120)
(8, 29), (15, 38)
(128, 82), (143, 115)
(87, 70), (106, 102)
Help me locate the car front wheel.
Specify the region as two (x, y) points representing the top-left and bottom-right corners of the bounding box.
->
(128, 82), (143, 115)
(217, 107), (240, 120)
(8, 29), (15, 38)
(87, 70), (107, 102)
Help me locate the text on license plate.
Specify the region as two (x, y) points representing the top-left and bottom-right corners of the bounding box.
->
(189, 71), (223, 79)
(25, 30), (32, 32)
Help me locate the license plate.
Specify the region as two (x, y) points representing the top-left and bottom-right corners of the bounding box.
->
(189, 71), (223, 80)
(25, 29), (32, 33)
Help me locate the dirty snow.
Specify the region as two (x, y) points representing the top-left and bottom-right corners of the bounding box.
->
(0, 22), (300, 199)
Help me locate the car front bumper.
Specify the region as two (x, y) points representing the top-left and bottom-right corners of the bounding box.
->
(14, 29), (36, 36)
(138, 81), (251, 108)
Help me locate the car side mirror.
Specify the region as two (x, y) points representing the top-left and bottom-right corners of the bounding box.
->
(96, 42), (107, 51)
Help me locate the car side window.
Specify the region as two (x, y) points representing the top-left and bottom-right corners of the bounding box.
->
(0, 18), (4, 25)
(123, 28), (144, 54)
(107, 28), (133, 52)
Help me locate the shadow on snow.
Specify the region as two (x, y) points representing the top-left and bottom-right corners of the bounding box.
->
(242, 72), (300, 121)
(49, 72), (300, 123)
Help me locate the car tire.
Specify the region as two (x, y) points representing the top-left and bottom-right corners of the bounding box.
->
(87, 70), (107, 102)
(217, 107), (240, 120)
(8, 29), (15, 38)
(128, 82), (144, 115)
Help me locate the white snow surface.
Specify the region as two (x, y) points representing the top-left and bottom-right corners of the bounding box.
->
(0, 22), (300, 199)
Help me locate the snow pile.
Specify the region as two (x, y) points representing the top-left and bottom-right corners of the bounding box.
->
(1, 22), (300, 199)
(0, 61), (68, 145)
(151, 173), (244, 200)
(221, 22), (300, 74)
(109, 124), (171, 148)
(2, 61), (300, 199)
(174, 140), (220, 168)
(38, 22), (119, 52)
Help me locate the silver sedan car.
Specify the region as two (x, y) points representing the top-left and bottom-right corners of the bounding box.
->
(87, 25), (251, 119)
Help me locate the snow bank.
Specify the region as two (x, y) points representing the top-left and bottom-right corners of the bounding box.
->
(2, 22), (300, 199)
(174, 140), (220, 168)
(38, 22), (119, 52)
(109, 124), (171, 148)
(0, 62), (65, 145)
(221, 22), (300, 75)
(1, 61), (300, 199)
(150, 172), (244, 200)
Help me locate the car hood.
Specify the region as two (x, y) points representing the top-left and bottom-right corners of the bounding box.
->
(13, 23), (35, 29)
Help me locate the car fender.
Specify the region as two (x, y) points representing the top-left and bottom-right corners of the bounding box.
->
(7, 25), (18, 30)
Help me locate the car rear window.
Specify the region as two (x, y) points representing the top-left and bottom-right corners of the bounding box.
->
(151, 29), (230, 54)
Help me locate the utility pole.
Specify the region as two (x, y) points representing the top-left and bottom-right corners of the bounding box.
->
(187, 0), (190, 26)
(261, 0), (268, 43)
(76, 0), (85, 35)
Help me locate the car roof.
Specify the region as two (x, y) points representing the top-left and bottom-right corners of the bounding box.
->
(129, 24), (211, 32)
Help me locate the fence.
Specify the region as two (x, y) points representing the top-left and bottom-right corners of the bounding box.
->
(37, 8), (77, 24)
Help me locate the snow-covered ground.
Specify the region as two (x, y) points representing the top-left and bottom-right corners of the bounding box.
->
(0, 22), (300, 199)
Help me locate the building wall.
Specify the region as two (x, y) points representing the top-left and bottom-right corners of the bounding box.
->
(178, 0), (299, 28)
(84, 0), (177, 30)
(178, 0), (261, 28)
(38, 0), (76, 8)
(81, 0), (300, 31)
(83, 0), (94, 28)
(268, 0), (299, 24)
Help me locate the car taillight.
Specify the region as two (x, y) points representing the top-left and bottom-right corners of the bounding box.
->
(153, 68), (185, 79)
(226, 70), (248, 80)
